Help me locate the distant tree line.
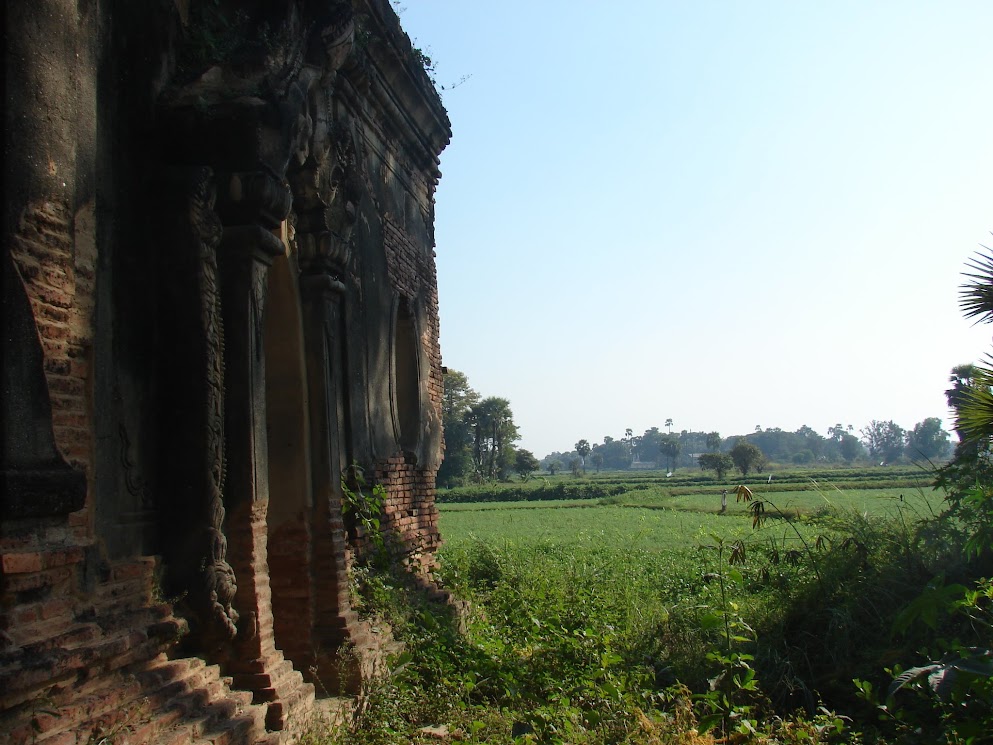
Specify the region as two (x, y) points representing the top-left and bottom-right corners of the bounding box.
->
(541, 414), (953, 476)
(439, 370), (956, 484)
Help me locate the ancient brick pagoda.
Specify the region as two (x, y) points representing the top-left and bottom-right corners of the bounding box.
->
(2, 0), (451, 741)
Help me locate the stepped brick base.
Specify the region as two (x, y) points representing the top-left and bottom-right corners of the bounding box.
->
(0, 554), (316, 745)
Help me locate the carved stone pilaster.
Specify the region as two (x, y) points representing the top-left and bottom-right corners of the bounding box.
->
(218, 223), (285, 509)
(299, 269), (359, 686)
(215, 175), (288, 670)
(189, 168), (241, 643)
(154, 166), (240, 646)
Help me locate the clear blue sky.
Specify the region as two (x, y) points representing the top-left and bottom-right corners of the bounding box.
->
(398, 1), (993, 458)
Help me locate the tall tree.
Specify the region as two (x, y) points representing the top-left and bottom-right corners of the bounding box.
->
(946, 363), (982, 442)
(665, 418), (674, 435)
(575, 439), (591, 474)
(905, 418), (951, 461)
(514, 449), (540, 481)
(636, 427), (663, 465)
(698, 452), (734, 480)
(589, 451), (604, 473)
(706, 431), (722, 452)
(467, 397), (520, 480)
(595, 438), (633, 469)
(438, 369), (480, 486)
(839, 433), (863, 463)
(860, 420), (907, 464)
(795, 424), (826, 460)
(659, 434), (681, 473)
(730, 441), (763, 476)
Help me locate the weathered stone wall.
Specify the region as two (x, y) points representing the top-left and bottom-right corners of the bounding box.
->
(2, 0), (450, 741)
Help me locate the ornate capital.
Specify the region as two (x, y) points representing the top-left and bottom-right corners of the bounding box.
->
(215, 171), (293, 230)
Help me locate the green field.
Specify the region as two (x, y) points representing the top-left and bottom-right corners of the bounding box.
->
(439, 484), (945, 551)
(324, 469), (989, 744)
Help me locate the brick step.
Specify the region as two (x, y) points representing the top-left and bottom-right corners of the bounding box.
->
(41, 654), (268, 745)
(5, 675), (147, 744)
(1, 608), (183, 705)
(92, 576), (155, 613)
(10, 617), (100, 650)
(230, 656), (295, 696)
(134, 664), (268, 745)
(7, 646), (216, 744)
(263, 677), (316, 732)
(155, 706), (266, 745)
(86, 600), (172, 632)
(1, 614), (191, 742)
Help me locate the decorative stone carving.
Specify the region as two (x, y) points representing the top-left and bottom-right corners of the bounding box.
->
(189, 167), (239, 642)
(216, 171), (294, 231)
(293, 121), (364, 279)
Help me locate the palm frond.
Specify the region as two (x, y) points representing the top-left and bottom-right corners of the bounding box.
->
(960, 246), (993, 324)
(954, 359), (993, 444)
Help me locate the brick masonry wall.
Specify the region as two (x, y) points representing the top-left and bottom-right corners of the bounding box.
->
(8, 200), (96, 473)
(379, 214), (443, 571)
(268, 515), (314, 672)
(371, 457), (441, 572)
(382, 215), (444, 456)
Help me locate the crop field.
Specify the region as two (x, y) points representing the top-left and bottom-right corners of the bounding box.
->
(438, 482), (945, 551)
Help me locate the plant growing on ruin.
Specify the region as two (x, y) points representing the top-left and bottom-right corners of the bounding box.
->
(341, 463), (386, 551)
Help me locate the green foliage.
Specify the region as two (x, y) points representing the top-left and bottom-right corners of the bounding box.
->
(960, 249), (993, 324)
(860, 420), (908, 464)
(438, 480), (645, 504)
(591, 437), (633, 469)
(341, 463), (386, 551)
(697, 452), (735, 480)
(905, 417), (952, 461)
(730, 441), (764, 476)
(318, 461), (993, 744)
(437, 369), (480, 487)
(467, 396), (520, 481)
(659, 434), (681, 473)
(176, 1), (283, 83)
(513, 448), (540, 481)
(844, 248), (993, 743)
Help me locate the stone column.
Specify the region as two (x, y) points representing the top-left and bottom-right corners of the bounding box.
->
(297, 219), (364, 688)
(215, 171), (313, 724)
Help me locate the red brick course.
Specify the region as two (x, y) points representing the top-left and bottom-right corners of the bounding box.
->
(9, 200), (96, 473)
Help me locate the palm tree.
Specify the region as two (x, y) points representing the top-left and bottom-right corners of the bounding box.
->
(665, 418), (673, 435)
(953, 250), (993, 445)
(575, 439), (591, 474)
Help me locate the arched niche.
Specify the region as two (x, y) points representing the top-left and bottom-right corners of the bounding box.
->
(263, 247), (314, 669)
(391, 296), (422, 456)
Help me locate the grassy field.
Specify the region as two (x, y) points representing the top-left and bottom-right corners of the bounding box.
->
(439, 483), (945, 551)
(319, 468), (988, 744)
